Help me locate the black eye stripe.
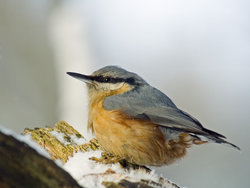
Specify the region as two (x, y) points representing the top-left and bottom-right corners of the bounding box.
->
(93, 76), (121, 83)
(93, 76), (136, 85)
(125, 78), (135, 84)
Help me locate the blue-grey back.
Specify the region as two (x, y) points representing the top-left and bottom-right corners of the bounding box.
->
(103, 84), (209, 134)
(104, 84), (177, 111)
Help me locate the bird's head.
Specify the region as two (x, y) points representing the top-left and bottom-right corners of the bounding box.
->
(67, 66), (147, 96)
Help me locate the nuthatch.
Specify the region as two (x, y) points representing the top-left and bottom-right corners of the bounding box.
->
(67, 66), (239, 166)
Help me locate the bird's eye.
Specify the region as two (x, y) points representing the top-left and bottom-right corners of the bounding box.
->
(104, 77), (110, 82)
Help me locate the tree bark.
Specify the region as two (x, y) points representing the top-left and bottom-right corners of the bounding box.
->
(0, 121), (180, 188)
(0, 131), (82, 188)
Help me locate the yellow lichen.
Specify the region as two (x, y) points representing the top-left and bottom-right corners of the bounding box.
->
(24, 121), (100, 163)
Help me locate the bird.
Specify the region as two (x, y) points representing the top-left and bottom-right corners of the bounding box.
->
(67, 66), (239, 166)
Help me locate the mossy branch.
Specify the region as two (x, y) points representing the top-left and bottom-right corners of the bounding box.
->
(0, 121), (180, 188)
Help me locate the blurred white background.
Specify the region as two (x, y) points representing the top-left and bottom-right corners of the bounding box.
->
(0, 0), (249, 187)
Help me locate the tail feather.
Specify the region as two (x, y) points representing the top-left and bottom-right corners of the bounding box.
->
(194, 134), (240, 150)
(201, 127), (226, 139)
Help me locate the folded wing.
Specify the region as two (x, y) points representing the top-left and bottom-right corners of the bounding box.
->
(103, 85), (239, 150)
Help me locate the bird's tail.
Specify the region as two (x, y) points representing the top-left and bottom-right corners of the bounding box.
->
(192, 128), (240, 150)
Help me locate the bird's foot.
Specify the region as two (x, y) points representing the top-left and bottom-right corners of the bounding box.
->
(89, 152), (121, 164)
(119, 159), (151, 172)
(90, 152), (151, 172)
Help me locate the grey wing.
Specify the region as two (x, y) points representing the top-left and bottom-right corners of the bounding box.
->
(103, 85), (225, 138)
(103, 85), (240, 150)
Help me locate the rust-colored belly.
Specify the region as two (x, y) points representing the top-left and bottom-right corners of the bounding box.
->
(90, 100), (189, 166)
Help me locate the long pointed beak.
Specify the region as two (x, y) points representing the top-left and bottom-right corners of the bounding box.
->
(67, 72), (93, 84)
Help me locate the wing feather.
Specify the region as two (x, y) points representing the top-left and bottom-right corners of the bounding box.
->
(103, 84), (240, 150)
(103, 85), (218, 137)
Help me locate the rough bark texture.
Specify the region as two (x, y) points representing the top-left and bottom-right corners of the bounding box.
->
(0, 121), (180, 188)
(0, 131), (82, 188)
